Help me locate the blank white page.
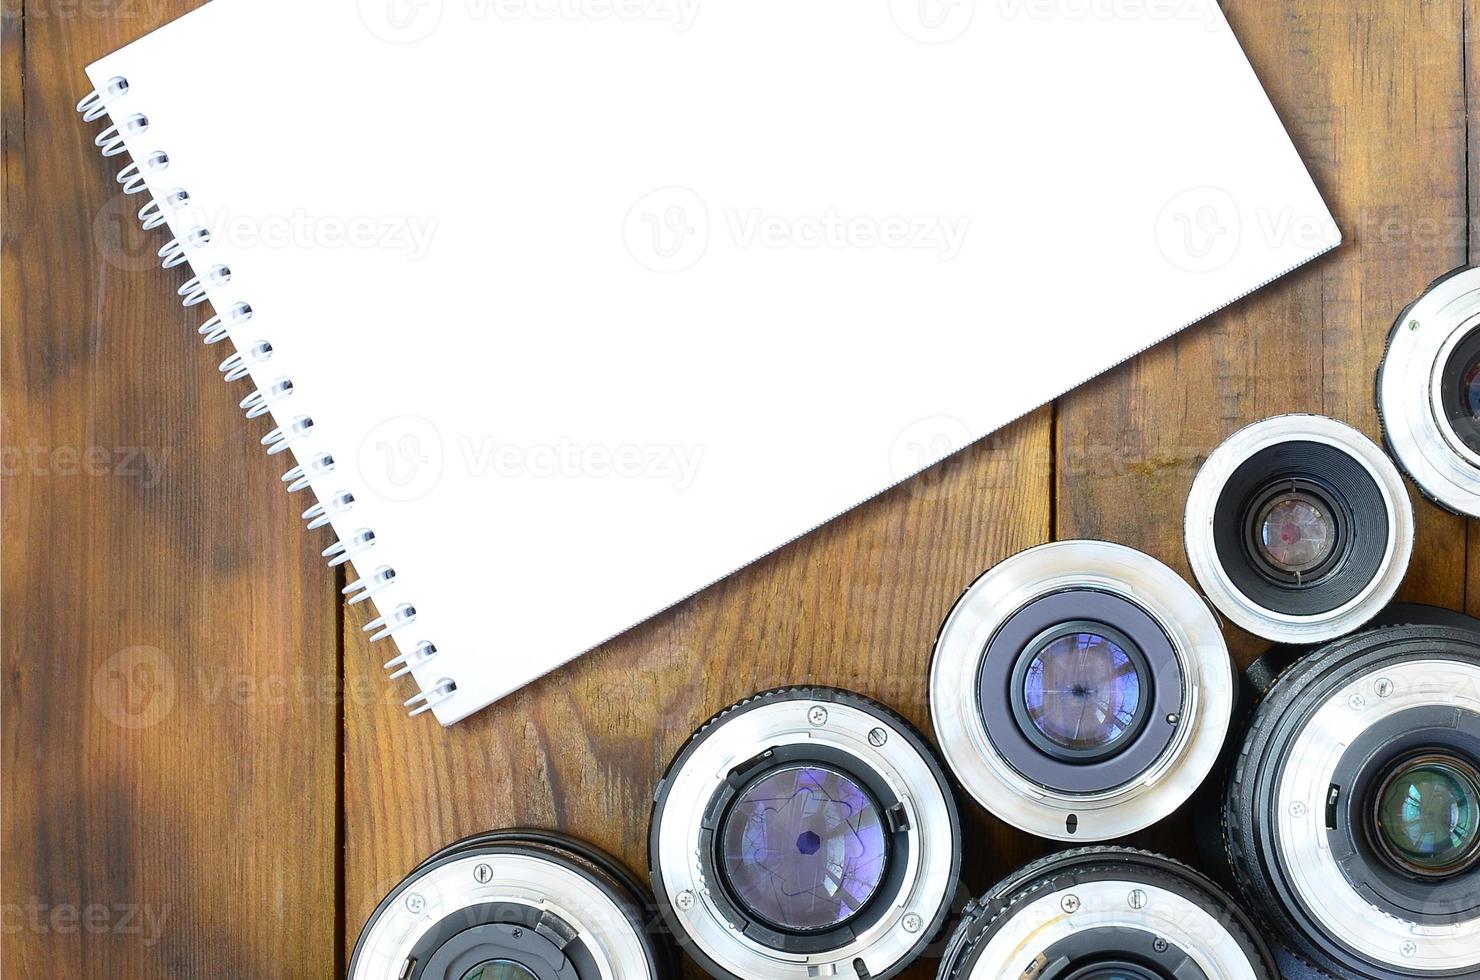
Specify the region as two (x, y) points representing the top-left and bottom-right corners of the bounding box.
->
(86, 0), (1339, 724)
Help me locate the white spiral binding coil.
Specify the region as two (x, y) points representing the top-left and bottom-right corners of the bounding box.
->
(79, 81), (446, 720)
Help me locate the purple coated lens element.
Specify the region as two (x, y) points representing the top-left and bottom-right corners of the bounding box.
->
(719, 765), (888, 932)
(1022, 632), (1142, 752)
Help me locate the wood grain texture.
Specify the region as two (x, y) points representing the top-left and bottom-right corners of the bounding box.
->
(2, 2), (339, 977)
(6, 1), (1480, 978)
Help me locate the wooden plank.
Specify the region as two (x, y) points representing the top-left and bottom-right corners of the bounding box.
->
(1, 2), (340, 976)
(341, 412), (1053, 977)
(1055, 0), (1470, 864)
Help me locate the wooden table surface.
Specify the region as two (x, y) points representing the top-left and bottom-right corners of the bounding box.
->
(4, 1), (1478, 977)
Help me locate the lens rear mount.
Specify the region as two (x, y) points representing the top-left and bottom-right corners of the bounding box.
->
(936, 848), (1278, 980)
(649, 687), (961, 980)
(1379, 265), (1480, 515)
(1185, 414), (1413, 643)
(1223, 621), (1480, 978)
(348, 830), (678, 980)
(930, 540), (1233, 842)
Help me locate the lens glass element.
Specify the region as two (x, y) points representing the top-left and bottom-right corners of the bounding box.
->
(1374, 756), (1480, 876)
(1256, 491), (1336, 574)
(1022, 632), (1142, 753)
(460, 962), (539, 980)
(719, 765), (888, 932)
(1464, 355), (1480, 420)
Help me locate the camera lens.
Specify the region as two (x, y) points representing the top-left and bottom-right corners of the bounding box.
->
(936, 848), (1278, 979)
(1222, 618), (1480, 978)
(650, 687), (962, 980)
(348, 830), (679, 980)
(1185, 414), (1413, 643)
(1372, 754), (1480, 878)
(1379, 266), (1480, 515)
(930, 540), (1232, 841)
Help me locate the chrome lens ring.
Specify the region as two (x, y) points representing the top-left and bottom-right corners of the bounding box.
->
(1185, 414), (1413, 644)
(930, 540), (1233, 842)
(1225, 624), (1480, 978)
(348, 830), (678, 980)
(1380, 266), (1480, 515)
(936, 848), (1277, 980)
(649, 687), (961, 980)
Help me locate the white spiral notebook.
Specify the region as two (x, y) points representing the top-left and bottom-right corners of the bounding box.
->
(81, 0), (1339, 725)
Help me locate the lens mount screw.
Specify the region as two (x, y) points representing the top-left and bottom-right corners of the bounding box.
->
(1290, 801), (1308, 818)
(1348, 693), (1367, 710)
(902, 912), (923, 933)
(675, 890), (696, 912)
(1409, 319), (1421, 331)
(1152, 938), (1169, 953)
(473, 863), (493, 884)
(1402, 940), (1418, 957)
(1375, 677), (1394, 698)
(868, 727), (889, 747)
(404, 893), (426, 914)
(808, 706), (829, 727)
(1128, 889), (1148, 910)
(1060, 894), (1081, 914)
(1166, 712), (1179, 725)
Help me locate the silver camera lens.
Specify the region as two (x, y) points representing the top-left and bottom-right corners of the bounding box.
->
(1222, 616), (1480, 978)
(1379, 266), (1480, 515)
(936, 848), (1278, 979)
(649, 687), (962, 980)
(929, 540), (1233, 842)
(348, 830), (679, 980)
(1185, 414), (1413, 644)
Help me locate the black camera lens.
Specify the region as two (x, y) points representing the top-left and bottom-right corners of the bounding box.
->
(348, 830), (679, 980)
(1221, 616), (1480, 978)
(1379, 266), (1480, 515)
(1371, 754), (1480, 878)
(935, 848), (1278, 980)
(1186, 414), (1412, 644)
(650, 687), (962, 980)
(931, 541), (1233, 842)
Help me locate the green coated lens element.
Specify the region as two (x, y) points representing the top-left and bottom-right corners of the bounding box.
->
(460, 961), (539, 980)
(1374, 756), (1480, 876)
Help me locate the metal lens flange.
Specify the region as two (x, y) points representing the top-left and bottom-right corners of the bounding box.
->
(935, 848), (1278, 980)
(649, 687), (962, 980)
(1223, 619), (1480, 978)
(1185, 414), (1413, 644)
(930, 540), (1233, 842)
(347, 830), (679, 980)
(1379, 265), (1480, 516)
